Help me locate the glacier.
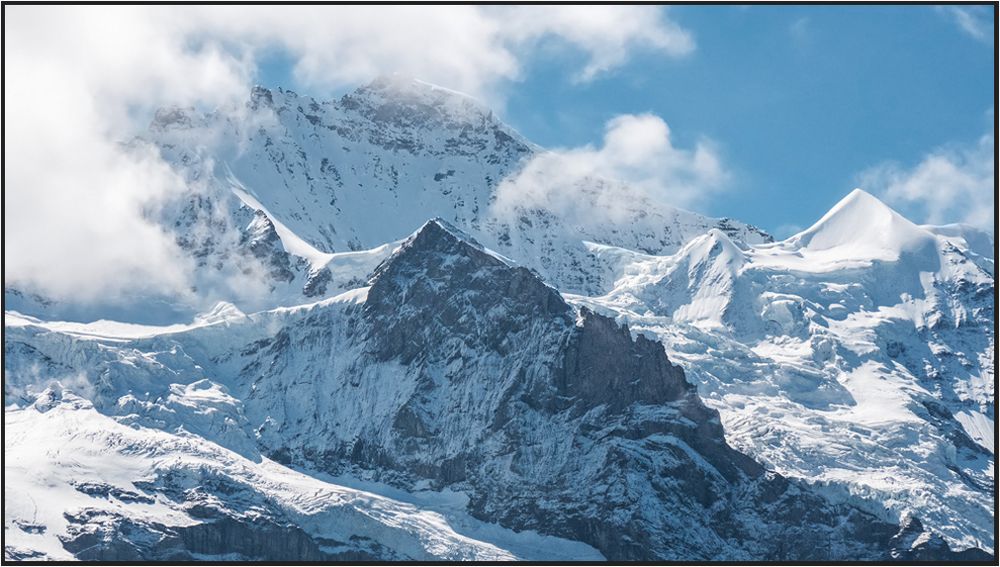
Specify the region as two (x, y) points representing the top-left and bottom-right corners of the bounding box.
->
(3, 77), (995, 561)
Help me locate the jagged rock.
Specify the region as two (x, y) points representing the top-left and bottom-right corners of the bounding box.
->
(241, 209), (295, 283)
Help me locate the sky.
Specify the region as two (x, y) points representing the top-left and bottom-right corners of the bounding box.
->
(498, 5), (996, 236)
(257, 4), (995, 237)
(4, 4), (995, 305)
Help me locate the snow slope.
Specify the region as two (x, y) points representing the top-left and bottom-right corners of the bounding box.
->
(581, 189), (995, 552)
(4, 392), (602, 561)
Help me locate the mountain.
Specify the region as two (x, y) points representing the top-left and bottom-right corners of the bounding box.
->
(7, 77), (773, 323)
(6, 220), (987, 561)
(145, 77), (771, 306)
(4, 78), (995, 561)
(584, 189), (995, 553)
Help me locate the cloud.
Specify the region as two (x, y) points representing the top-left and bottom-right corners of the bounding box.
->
(3, 5), (694, 306)
(3, 6), (248, 304)
(858, 134), (995, 230)
(941, 6), (994, 43)
(493, 114), (728, 224)
(789, 17), (811, 45)
(493, 6), (694, 82)
(185, 5), (693, 99)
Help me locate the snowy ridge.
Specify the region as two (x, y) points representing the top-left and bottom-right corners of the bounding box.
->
(5, 217), (994, 560)
(586, 189), (995, 552)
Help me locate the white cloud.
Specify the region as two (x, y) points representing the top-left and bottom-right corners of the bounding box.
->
(858, 134), (995, 230)
(493, 6), (694, 82)
(3, 5), (694, 305)
(790, 17), (811, 45)
(3, 6), (247, 304)
(941, 6), (994, 42)
(493, 114), (728, 224)
(183, 5), (693, 100)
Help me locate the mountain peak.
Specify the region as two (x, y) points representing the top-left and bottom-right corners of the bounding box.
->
(417, 217), (474, 242)
(385, 218), (520, 271)
(815, 188), (898, 231)
(391, 218), (488, 263)
(786, 188), (932, 256)
(359, 74), (482, 106)
(365, 220), (570, 363)
(341, 75), (505, 132)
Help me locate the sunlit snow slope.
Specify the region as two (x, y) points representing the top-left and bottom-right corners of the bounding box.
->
(576, 189), (994, 552)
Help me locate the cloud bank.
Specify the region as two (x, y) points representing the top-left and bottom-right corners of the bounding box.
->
(493, 114), (728, 224)
(191, 5), (694, 100)
(859, 134), (995, 231)
(3, 5), (694, 305)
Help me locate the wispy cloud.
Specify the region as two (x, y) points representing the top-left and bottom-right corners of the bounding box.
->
(789, 17), (811, 46)
(940, 6), (994, 43)
(857, 134), (995, 231)
(493, 6), (694, 83)
(3, 5), (695, 305)
(493, 113), (728, 225)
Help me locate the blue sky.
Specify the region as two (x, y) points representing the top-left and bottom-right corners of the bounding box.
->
(505, 5), (995, 235)
(257, 5), (994, 236)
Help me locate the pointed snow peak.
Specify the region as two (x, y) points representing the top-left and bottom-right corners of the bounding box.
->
(841, 187), (889, 209)
(817, 188), (898, 229)
(365, 220), (570, 362)
(417, 217), (474, 242)
(683, 228), (747, 269)
(786, 188), (933, 256)
(378, 218), (517, 275)
(705, 228), (744, 252)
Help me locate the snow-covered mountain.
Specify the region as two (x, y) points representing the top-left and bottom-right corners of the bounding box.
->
(149, 76), (770, 303)
(572, 189), (995, 553)
(7, 77), (772, 323)
(4, 78), (995, 561)
(5, 220), (989, 560)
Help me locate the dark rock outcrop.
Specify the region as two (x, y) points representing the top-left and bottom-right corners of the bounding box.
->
(241, 209), (295, 283)
(60, 508), (379, 562)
